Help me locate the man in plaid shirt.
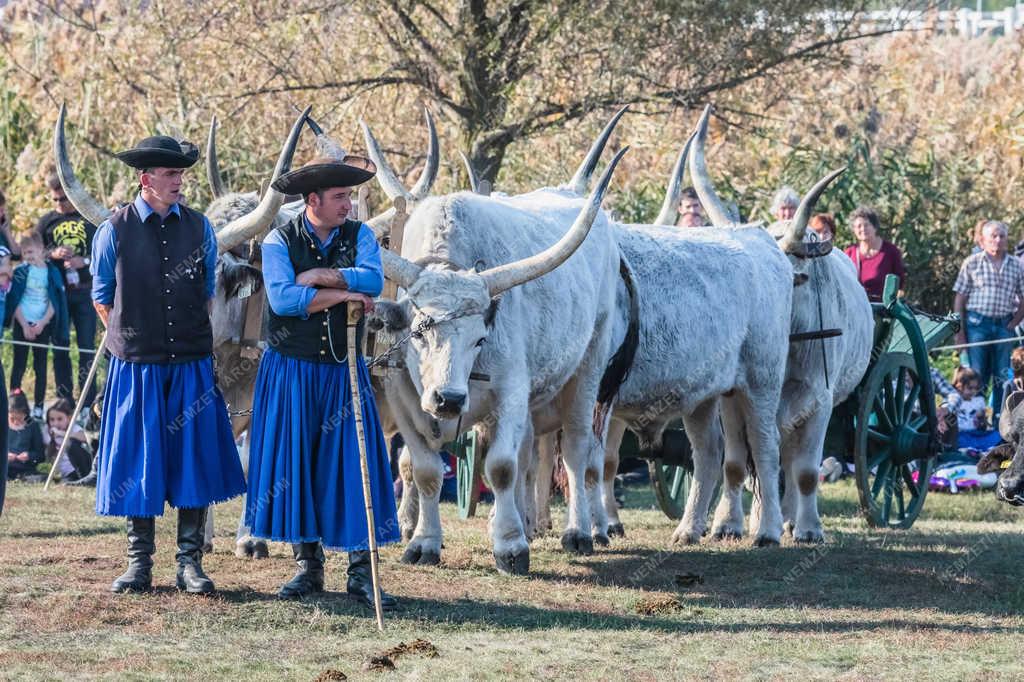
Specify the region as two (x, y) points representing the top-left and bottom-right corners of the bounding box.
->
(953, 220), (1024, 419)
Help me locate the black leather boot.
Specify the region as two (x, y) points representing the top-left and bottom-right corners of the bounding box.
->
(278, 542), (325, 600)
(175, 507), (215, 595)
(347, 550), (397, 611)
(111, 517), (155, 593)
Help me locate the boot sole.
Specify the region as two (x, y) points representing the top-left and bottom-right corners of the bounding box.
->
(176, 580), (215, 595)
(111, 584), (153, 594)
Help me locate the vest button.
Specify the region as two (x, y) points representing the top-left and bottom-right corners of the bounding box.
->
(170, 353), (176, 359)
(320, 349), (326, 355)
(162, 241), (167, 245)
(169, 338), (175, 342)
(163, 257), (169, 261)
(322, 320), (327, 327)
(167, 305), (172, 310)
(165, 289), (170, 294)
(168, 322), (174, 326)
(321, 336), (327, 341)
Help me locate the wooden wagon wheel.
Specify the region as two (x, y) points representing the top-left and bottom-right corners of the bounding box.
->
(854, 352), (934, 529)
(452, 430), (483, 519)
(648, 459), (689, 520)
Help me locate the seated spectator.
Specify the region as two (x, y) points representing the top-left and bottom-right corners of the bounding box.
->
(843, 206), (906, 301)
(7, 389), (44, 480)
(948, 367), (1002, 452)
(1002, 346), (1024, 405)
(0, 247), (12, 295)
(4, 233), (68, 418)
(675, 187), (705, 228)
(0, 189), (20, 259)
(44, 399), (92, 483)
(809, 213), (835, 242)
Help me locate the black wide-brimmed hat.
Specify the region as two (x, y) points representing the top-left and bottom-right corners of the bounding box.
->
(271, 155), (376, 195)
(115, 135), (199, 169)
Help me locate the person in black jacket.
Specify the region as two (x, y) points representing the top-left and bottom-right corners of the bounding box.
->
(7, 390), (44, 480)
(36, 174), (98, 407)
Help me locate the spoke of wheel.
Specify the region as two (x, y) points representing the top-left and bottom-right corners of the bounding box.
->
(909, 415), (928, 431)
(883, 377), (897, 424)
(894, 367), (907, 421)
(902, 465), (920, 499)
(903, 383), (921, 422)
(894, 472), (906, 520)
(868, 447), (891, 471)
(872, 459), (892, 498)
(873, 394), (894, 431)
(669, 466), (684, 499)
(867, 427), (891, 444)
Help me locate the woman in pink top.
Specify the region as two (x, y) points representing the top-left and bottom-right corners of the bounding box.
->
(843, 206), (906, 301)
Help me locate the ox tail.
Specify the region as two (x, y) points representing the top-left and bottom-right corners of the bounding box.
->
(593, 257), (640, 437)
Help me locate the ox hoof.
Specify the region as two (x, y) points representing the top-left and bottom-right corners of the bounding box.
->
(672, 530), (702, 546)
(794, 531), (826, 545)
(593, 533), (610, 547)
(494, 549), (530, 575)
(401, 545), (442, 566)
(252, 541), (270, 559)
(561, 531), (594, 556)
(753, 535), (781, 548)
(234, 541), (254, 559)
(712, 528), (744, 542)
(607, 523), (626, 538)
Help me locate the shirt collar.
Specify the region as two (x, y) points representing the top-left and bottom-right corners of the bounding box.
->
(134, 194), (181, 222)
(302, 212), (340, 250)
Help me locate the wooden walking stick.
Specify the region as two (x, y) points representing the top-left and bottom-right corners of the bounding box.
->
(44, 330), (108, 491)
(346, 303), (385, 631)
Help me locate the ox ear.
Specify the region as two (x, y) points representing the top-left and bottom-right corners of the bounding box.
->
(219, 255), (263, 301)
(368, 300), (411, 334)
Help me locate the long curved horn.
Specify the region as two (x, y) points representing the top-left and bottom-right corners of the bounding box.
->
(654, 129), (695, 225)
(567, 105), (629, 195)
(482, 147), (628, 297)
(361, 119), (413, 202)
(779, 168), (846, 255)
(688, 104), (734, 228)
(205, 115), (228, 199)
(216, 105), (309, 253)
(409, 108), (439, 200)
(460, 151), (481, 194)
(53, 104), (112, 228)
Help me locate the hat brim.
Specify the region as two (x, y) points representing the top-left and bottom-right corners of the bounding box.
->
(271, 159), (376, 195)
(115, 148), (199, 169)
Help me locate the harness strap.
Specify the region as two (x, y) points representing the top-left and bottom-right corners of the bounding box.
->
(239, 239), (264, 360)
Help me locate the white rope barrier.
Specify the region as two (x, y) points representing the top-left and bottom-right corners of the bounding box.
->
(0, 337), (95, 353)
(930, 335), (1024, 353)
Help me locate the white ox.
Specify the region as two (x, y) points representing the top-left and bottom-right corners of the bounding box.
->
(369, 129), (629, 574)
(686, 107), (873, 542)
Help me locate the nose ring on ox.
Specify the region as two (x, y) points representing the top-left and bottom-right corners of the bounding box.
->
(432, 389), (466, 414)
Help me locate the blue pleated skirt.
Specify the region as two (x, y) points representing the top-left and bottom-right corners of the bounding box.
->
(95, 356), (246, 517)
(245, 349), (400, 551)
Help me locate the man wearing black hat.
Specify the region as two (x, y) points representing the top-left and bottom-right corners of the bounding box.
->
(244, 149), (401, 608)
(90, 135), (246, 595)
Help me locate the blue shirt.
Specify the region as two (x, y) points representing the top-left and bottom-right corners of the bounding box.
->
(20, 264), (50, 322)
(90, 194), (218, 305)
(262, 213), (383, 319)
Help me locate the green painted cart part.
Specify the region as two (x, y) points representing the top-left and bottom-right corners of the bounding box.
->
(854, 352), (935, 528)
(449, 431), (483, 519)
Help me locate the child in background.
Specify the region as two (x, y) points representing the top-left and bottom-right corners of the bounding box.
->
(44, 399), (92, 483)
(4, 233), (68, 418)
(6, 389), (44, 480)
(950, 366), (1002, 452)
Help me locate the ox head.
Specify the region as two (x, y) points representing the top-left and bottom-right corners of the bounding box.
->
(687, 104), (844, 259)
(376, 148), (627, 419)
(995, 391), (1024, 506)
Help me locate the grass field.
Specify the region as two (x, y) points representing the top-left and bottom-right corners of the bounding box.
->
(1, 479), (1022, 681)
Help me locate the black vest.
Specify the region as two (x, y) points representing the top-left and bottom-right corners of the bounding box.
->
(266, 214), (363, 363)
(106, 201), (212, 364)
